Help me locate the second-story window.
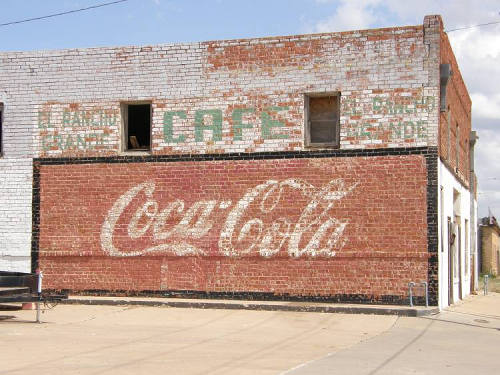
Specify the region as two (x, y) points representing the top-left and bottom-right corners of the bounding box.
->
(304, 93), (340, 148)
(122, 103), (151, 151)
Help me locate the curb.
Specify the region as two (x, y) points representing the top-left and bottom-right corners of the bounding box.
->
(61, 298), (439, 317)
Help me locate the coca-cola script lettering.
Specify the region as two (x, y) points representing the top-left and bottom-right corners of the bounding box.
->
(100, 178), (357, 258)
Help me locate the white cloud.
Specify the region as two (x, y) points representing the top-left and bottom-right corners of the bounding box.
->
(470, 93), (500, 120)
(315, 0), (382, 32)
(449, 27), (500, 97)
(313, 0), (500, 33)
(475, 129), (500, 216)
(383, 0), (498, 28)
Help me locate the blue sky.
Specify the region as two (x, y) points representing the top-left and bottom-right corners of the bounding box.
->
(1, 0), (499, 217)
(0, 0), (354, 50)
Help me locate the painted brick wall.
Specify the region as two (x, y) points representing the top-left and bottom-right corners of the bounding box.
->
(38, 155), (429, 300)
(0, 16), (448, 298)
(0, 89), (33, 272)
(0, 19), (440, 159)
(0, 159), (33, 271)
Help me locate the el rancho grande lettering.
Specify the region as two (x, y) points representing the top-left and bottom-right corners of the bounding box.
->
(38, 108), (117, 151)
(342, 96), (435, 141)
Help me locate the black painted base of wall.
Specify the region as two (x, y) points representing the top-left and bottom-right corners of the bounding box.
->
(46, 288), (431, 307)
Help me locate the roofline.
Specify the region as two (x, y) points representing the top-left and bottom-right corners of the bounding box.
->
(0, 24), (423, 56)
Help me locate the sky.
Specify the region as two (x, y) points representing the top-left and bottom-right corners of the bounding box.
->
(1, 0), (499, 217)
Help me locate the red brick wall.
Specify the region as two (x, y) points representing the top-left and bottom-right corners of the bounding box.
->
(39, 154), (429, 299)
(439, 30), (472, 185)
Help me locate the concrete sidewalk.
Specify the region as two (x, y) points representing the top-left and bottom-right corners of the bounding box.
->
(63, 294), (438, 317)
(285, 292), (500, 375)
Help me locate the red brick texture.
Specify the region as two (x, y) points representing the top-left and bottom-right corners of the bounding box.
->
(39, 155), (429, 299)
(439, 29), (472, 185)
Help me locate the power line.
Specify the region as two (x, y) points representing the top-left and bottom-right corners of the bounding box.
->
(446, 20), (500, 32)
(0, 0), (128, 27)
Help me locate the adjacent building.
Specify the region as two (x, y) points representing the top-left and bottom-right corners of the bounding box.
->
(479, 214), (499, 276)
(0, 15), (477, 308)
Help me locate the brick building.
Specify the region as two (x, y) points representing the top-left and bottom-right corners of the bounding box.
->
(0, 15), (477, 308)
(479, 214), (499, 276)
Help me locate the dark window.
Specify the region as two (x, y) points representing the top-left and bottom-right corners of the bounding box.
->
(305, 94), (340, 147)
(0, 103), (3, 155)
(122, 103), (151, 151)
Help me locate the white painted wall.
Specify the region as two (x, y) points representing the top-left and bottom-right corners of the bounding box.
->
(0, 96), (33, 272)
(438, 160), (473, 309)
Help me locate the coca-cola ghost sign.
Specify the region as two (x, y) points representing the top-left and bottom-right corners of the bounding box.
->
(101, 178), (357, 258)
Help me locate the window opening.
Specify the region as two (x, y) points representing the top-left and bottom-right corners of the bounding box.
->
(305, 93), (340, 147)
(122, 103), (151, 151)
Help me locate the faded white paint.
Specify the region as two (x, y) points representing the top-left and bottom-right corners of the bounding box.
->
(0, 95), (33, 272)
(101, 178), (357, 258)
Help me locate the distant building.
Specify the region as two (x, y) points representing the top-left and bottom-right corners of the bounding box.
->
(479, 214), (499, 276)
(0, 15), (477, 309)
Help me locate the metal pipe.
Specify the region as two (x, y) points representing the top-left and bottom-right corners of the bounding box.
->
(421, 281), (429, 307)
(37, 271), (43, 294)
(408, 282), (415, 307)
(484, 275), (489, 295)
(36, 271), (43, 324)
